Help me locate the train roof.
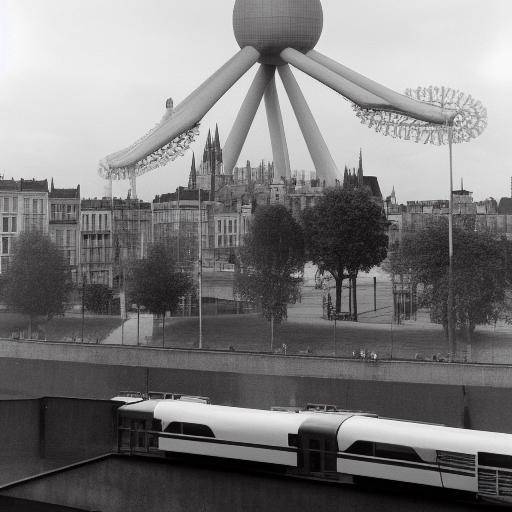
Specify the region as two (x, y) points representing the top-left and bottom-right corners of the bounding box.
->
(152, 401), (357, 446)
(338, 416), (512, 455)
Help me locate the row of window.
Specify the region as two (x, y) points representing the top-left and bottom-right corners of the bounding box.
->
(53, 229), (76, 247)
(50, 203), (78, 222)
(164, 422), (215, 438)
(82, 234), (111, 247)
(217, 218), (238, 235)
(217, 234), (238, 248)
(82, 213), (110, 232)
(0, 197), (47, 214)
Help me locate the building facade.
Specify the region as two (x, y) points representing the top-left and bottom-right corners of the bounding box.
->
(0, 178), (49, 275)
(49, 181), (81, 283)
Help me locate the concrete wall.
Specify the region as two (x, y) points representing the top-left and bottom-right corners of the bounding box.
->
(0, 357), (511, 433)
(2, 339), (512, 388)
(0, 400), (40, 458)
(41, 398), (118, 460)
(0, 456), (484, 512)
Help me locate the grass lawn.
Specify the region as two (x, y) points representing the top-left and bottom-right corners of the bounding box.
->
(148, 313), (512, 363)
(0, 313), (122, 344)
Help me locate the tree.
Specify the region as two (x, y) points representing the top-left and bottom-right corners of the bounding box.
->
(391, 219), (510, 344)
(84, 284), (113, 314)
(3, 231), (71, 338)
(302, 187), (388, 319)
(235, 204), (305, 349)
(130, 243), (192, 344)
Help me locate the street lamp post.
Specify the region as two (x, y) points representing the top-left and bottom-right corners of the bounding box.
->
(447, 126), (455, 361)
(81, 274), (86, 343)
(198, 188), (203, 349)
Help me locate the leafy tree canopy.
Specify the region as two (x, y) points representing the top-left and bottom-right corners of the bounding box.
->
(392, 219), (511, 335)
(302, 187), (388, 312)
(130, 243), (192, 317)
(3, 231), (71, 325)
(84, 284), (113, 314)
(235, 204), (305, 323)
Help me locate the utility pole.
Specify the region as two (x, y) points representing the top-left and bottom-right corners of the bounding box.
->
(447, 126), (455, 361)
(81, 274), (86, 343)
(198, 189), (203, 349)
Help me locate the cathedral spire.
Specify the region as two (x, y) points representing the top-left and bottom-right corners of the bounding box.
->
(214, 124), (220, 150)
(203, 129), (212, 163)
(357, 148), (363, 186)
(343, 165), (349, 187)
(188, 153), (197, 190)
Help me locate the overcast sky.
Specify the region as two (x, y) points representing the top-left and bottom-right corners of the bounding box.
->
(1, 0), (511, 203)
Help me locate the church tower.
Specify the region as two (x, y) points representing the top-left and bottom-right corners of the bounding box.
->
(188, 153), (197, 190)
(357, 148), (364, 187)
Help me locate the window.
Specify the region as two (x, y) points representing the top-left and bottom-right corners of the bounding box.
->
(24, 198), (30, 213)
(1, 237), (8, 254)
(217, 220), (221, 233)
(3, 197), (9, 213)
(228, 220), (232, 233)
(33, 199), (38, 214)
(11, 217), (16, 232)
(479, 453), (512, 470)
(234, 219), (237, 233)
(345, 440), (422, 462)
(346, 441), (374, 456)
(164, 422), (214, 438)
(223, 219), (227, 233)
(66, 230), (71, 246)
(288, 434), (299, 447)
(12, 197), (17, 213)
(92, 214), (96, 231)
(374, 443), (422, 462)
(217, 235), (222, 247)
(2, 217), (8, 232)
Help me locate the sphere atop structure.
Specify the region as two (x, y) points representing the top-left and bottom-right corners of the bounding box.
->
(233, 0), (323, 65)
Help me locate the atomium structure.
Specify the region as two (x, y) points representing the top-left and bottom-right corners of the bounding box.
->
(99, 0), (486, 188)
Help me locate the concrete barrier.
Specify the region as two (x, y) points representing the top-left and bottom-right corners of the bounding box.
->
(1, 338), (512, 388)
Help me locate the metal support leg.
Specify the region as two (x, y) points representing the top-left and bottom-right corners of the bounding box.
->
(278, 65), (338, 185)
(224, 65), (275, 174)
(264, 74), (291, 180)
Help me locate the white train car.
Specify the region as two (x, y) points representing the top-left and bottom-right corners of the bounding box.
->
(117, 400), (512, 505)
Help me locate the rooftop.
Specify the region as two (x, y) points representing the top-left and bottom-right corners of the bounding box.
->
(0, 178), (48, 192)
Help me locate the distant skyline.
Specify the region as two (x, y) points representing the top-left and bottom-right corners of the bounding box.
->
(1, 0), (511, 202)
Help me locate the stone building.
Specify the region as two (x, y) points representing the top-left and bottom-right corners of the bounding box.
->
(48, 180), (80, 283)
(0, 178), (49, 275)
(80, 198), (114, 287)
(152, 188), (215, 271)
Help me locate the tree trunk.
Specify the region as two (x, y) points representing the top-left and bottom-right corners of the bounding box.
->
(335, 277), (343, 314)
(270, 316), (274, 352)
(162, 314), (165, 347)
(352, 275), (358, 322)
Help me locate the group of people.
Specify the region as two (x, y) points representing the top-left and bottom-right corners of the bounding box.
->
(352, 348), (378, 361)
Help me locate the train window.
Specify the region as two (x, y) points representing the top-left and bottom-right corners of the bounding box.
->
(182, 423), (215, 438)
(151, 419), (162, 432)
(374, 443), (422, 462)
(346, 441), (374, 456)
(288, 434), (299, 447)
(479, 453), (512, 470)
(165, 422), (182, 434)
